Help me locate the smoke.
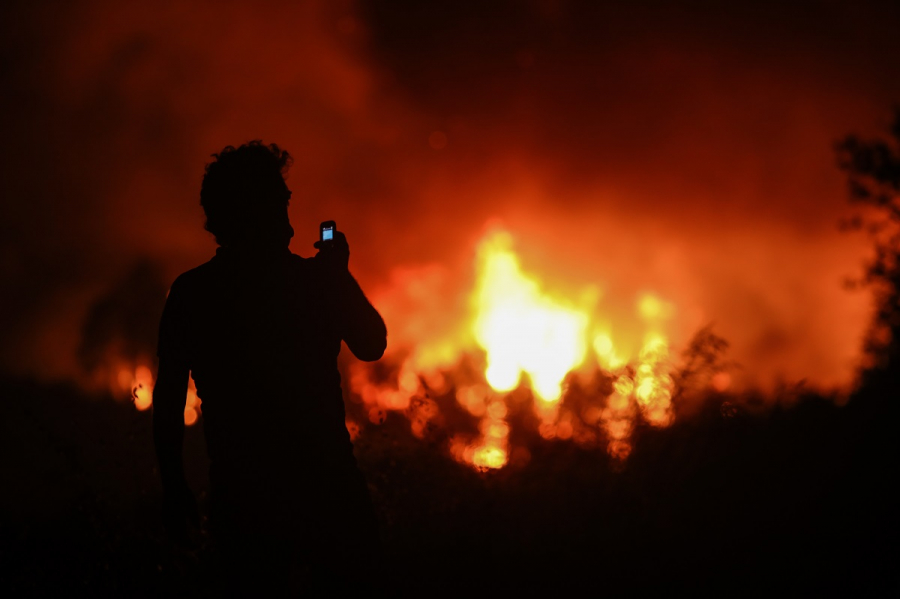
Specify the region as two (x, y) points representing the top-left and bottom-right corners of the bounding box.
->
(1, 0), (898, 391)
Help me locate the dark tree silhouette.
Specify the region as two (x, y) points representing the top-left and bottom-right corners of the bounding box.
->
(671, 324), (730, 405)
(837, 108), (900, 373)
(831, 111), (900, 596)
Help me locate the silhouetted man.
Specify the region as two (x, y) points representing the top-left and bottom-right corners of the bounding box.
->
(152, 141), (387, 595)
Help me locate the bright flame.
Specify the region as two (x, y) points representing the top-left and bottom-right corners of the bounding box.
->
(593, 332), (625, 369)
(451, 385), (510, 470)
(473, 231), (590, 402)
(633, 333), (674, 427)
(132, 365), (154, 411)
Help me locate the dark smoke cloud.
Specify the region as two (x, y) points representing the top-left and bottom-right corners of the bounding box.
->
(0, 0), (898, 390)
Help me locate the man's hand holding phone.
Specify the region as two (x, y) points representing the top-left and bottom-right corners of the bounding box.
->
(314, 220), (349, 272)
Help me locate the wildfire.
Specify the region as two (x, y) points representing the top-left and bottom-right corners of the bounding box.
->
(123, 226), (686, 470)
(451, 385), (510, 470)
(351, 227), (681, 470)
(473, 231), (591, 403)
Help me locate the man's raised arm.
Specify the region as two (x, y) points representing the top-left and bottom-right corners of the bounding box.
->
(314, 231), (387, 362)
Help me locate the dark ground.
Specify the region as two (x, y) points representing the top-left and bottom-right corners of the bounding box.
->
(0, 373), (896, 597)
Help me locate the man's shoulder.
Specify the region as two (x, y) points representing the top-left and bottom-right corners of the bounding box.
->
(168, 258), (220, 295)
(168, 252), (318, 293)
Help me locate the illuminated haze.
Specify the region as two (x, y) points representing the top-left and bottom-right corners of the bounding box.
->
(1, 0), (899, 392)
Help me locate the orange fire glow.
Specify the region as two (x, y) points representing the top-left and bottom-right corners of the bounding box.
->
(130, 365), (154, 412)
(349, 227), (685, 469)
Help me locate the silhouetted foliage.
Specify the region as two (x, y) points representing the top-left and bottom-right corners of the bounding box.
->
(837, 108), (900, 370)
(672, 324), (730, 403)
(3, 371), (895, 596)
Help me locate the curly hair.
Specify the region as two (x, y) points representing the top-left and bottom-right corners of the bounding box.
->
(200, 141), (293, 246)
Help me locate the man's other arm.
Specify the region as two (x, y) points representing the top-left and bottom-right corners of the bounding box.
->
(152, 277), (199, 543)
(152, 355), (190, 496)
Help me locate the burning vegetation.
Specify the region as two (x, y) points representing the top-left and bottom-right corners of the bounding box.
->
(349, 227), (727, 468)
(117, 226), (730, 471)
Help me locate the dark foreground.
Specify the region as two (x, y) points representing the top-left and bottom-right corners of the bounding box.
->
(0, 375), (896, 597)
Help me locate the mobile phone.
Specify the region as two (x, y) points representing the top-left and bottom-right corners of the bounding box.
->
(320, 220), (336, 246)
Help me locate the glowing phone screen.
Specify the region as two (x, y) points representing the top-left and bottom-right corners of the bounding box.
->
(322, 227), (334, 241)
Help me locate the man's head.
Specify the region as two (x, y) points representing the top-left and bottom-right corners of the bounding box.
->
(200, 141), (294, 247)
